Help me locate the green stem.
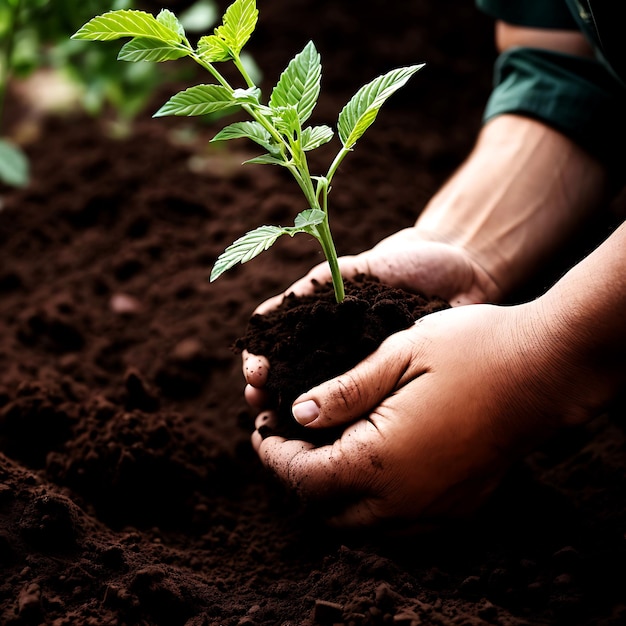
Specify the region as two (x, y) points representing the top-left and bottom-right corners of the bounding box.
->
(189, 50), (291, 160)
(231, 52), (255, 89)
(312, 182), (343, 302)
(317, 215), (344, 303)
(326, 144), (351, 185)
(189, 50), (236, 91)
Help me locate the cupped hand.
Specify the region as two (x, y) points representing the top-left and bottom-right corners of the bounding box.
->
(243, 227), (501, 404)
(251, 300), (602, 529)
(254, 227), (501, 316)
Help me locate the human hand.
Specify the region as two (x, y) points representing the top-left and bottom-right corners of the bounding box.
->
(243, 227), (500, 408)
(255, 227), (501, 315)
(251, 300), (602, 529)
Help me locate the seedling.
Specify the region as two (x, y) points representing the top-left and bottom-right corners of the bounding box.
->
(73, 0), (423, 302)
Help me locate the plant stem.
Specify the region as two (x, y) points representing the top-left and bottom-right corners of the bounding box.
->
(189, 50), (235, 91)
(326, 144), (351, 185)
(231, 52), (255, 89)
(317, 215), (344, 302)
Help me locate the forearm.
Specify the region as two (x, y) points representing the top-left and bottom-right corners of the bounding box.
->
(414, 114), (610, 300)
(539, 221), (626, 415)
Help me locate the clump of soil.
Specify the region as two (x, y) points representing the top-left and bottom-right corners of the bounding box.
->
(236, 276), (449, 441)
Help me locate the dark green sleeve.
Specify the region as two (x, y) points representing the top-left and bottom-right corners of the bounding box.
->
(475, 0), (577, 29)
(483, 47), (626, 178)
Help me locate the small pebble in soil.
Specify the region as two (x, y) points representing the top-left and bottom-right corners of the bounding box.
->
(313, 599), (344, 624)
(109, 293), (142, 315)
(18, 582), (42, 621)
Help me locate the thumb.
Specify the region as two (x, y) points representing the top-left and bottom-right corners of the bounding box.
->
(291, 330), (420, 428)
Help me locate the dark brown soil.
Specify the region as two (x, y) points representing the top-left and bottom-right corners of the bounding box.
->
(236, 276), (449, 442)
(1, 1), (626, 625)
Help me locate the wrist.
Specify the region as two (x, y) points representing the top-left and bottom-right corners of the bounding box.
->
(415, 115), (609, 300)
(528, 227), (626, 425)
(410, 228), (504, 303)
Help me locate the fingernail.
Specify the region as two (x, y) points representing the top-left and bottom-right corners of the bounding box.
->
(292, 399), (319, 425)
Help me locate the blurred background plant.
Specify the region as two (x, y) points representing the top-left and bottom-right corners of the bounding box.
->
(0, 0), (253, 190)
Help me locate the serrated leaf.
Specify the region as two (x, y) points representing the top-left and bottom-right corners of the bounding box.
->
(0, 139), (29, 188)
(157, 9), (185, 38)
(212, 121), (278, 154)
(214, 0), (258, 56)
(118, 37), (188, 62)
(338, 64), (424, 149)
(272, 105), (300, 140)
(232, 86), (261, 104)
(197, 34), (231, 62)
(72, 10), (182, 43)
(210, 224), (286, 281)
(269, 41), (320, 124)
(154, 84), (236, 117)
(301, 125), (333, 151)
(294, 208), (325, 229)
(243, 154), (287, 166)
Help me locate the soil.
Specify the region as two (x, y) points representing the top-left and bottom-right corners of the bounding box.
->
(235, 276), (449, 443)
(1, 1), (626, 625)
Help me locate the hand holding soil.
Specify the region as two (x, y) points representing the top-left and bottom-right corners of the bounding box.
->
(252, 226), (500, 315)
(243, 226), (499, 408)
(251, 221), (626, 528)
(250, 300), (610, 528)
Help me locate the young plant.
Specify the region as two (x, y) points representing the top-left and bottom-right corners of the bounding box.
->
(73, 0), (423, 303)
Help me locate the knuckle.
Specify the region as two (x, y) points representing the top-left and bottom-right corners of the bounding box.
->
(331, 373), (363, 416)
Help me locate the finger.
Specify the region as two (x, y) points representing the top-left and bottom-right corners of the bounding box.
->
(253, 272), (326, 316)
(244, 384), (269, 410)
(253, 257), (367, 315)
(255, 432), (389, 528)
(251, 410), (278, 451)
(255, 423), (376, 499)
(287, 255), (373, 296)
(242, 353), (270, 387)
(291, 330), (422, 428)
(253, 292), (285, 316)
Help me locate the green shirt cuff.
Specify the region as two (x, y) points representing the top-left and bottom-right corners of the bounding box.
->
(475, 0), (577, 29)
(484, 47), (626, 178)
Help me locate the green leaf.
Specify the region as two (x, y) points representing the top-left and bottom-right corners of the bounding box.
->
(301, 125), (333, 151)
(338, 64), (424, 149)
(243, 154), (287, 166)
(157, 9), (185, 38)
(154, 84), (236, 117)
(294, 208), (325, 229)
(269, 41), (320, 124)
(272, 105), (300, 141)
(72, 10), (182, 43)
(212, 121), (279, 154)
(232, 87), (261, 105)
(214, 0), (258, 55)
(210, 224), (286, 281)
(118, 38), (189, 62)
(197, 34), (231, 62)
(0, 140), (29, 188)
